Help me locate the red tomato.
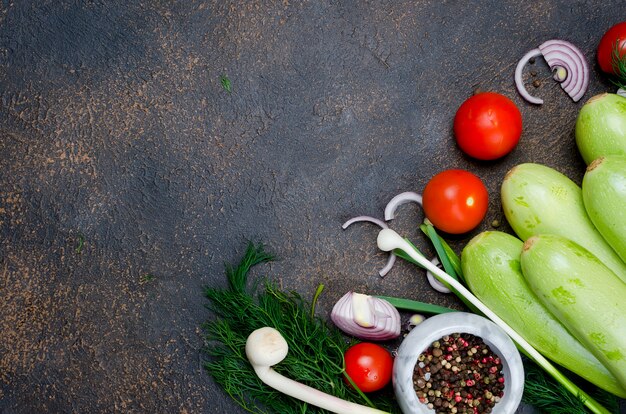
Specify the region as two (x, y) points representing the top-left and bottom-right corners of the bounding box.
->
(422, 169), (489, 234)
(453, 92), (522, 160)
(344, 343), (393, 393)
(597, 22), (626, 75)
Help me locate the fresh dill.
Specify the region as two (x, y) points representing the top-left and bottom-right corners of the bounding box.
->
(75, 233), (85, 254)
(139, 273), (155, 284)
(220, 75), (232, 93)
(522, 359), (619, 414)
(202, 242), (399, 413)
(610, 40), (626, 90)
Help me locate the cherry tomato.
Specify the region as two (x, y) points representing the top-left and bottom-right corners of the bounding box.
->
(453, 92), (522, 160)
(422, 169), (489, 234)
(344, 343), (393, 393)
(597, 22), (626, 75)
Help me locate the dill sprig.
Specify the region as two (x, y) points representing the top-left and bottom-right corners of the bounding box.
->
(203, 242), (400, 413)
(522, 359), (619, 414)
(610, 40), (626, 90)
(220, 75), (232, 93)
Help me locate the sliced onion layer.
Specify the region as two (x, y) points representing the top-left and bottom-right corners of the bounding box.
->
(330, 292), (401, 340)
(384, 191), (423, 221)
(426, 257), (452, 294)
(539, 39), (589, 102)
(515, 39), (589, 104)
(342, 215), (396, 277)
(515, 48), (544, 104)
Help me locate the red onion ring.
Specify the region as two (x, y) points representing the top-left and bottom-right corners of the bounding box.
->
(342, 215), (396, 277)
(426, 257), (452, 294)
(384, 191), (423, 221)
(539, 40), (589, 102)
(515, 48), (544, 104)
(330, 292), (401, 340)
(515, 39), (589, 104)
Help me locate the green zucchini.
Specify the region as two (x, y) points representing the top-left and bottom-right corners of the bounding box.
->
(575, 93), (626, 164)
(521, 234), (626, 392)
(501, 163), (626, 283)
(462, 231), (626, 398)
(582, 155), (626, 262)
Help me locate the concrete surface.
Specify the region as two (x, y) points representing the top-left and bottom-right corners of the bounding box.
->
(1, 1), (624, 413)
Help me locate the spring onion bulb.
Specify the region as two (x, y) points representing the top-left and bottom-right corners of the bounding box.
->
(246, 327), (389, 414)
(330, 292), (401, 340)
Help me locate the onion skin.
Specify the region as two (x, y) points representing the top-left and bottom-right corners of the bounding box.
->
(575, 93), (626, 164)
(330, 292), (401, 340)
(582, 156), (626, 263)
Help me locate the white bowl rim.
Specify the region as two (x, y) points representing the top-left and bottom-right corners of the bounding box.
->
(393, 312), (524, 414)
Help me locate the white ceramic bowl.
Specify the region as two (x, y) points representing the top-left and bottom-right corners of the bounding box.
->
(393, 312), (524, 414)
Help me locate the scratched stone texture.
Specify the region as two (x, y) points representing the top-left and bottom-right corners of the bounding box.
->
(1, 1), (624, 413)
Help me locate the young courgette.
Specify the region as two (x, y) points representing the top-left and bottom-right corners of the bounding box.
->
(582, 155), (626, 263)
(462, 231), (626, 397)
(575, 93), (626, 164)
(521, 234), (626, 392)
(501, 163), (626, 283)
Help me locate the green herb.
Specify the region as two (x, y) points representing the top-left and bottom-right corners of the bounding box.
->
(139, 273), (155, 284)
(610, 40), (626, 90)
(220, 75), (232, 93)
(522, 358), (619, 414)
(75, 233), (85, 254)
(311, 283), (325, 318)
(203, 242), (399, 413)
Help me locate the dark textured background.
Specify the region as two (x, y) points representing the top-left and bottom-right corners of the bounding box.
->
(1, 1), (624, 413)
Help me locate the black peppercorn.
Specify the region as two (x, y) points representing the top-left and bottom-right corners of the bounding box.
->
(412, 333), (505, 414)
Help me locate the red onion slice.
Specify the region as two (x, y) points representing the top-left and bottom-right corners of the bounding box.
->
(426, 257), (452, 294)
(539, 40), (589, 102)
(342, 215), (396, 277)
(342, 215), (388, 230)
(330, 292), (401, 340)
(515, 40), (589, 104)
(384, 191), (423, 221)
(515, 48), (544, 105)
